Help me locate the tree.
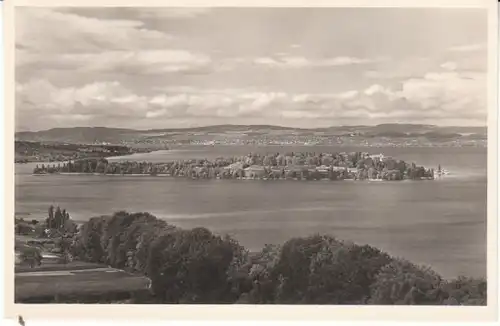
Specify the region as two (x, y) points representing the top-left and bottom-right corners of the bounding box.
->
(63, 218), (78, 235)
(56, 235), (72, 263)
(20, 247), (42, 268)
(47, 205), (54, 229)
(82, 161), (89, 173)
(55, 206), (64, 229)
(223, 235), (252, 301)
(52, 203), (485, 305)
(306, 243), (392, 304)
(369, 258), (443, 305)
(73, 215), (109, 262)
(146, 227), (238, 303)
(271, 235), (339, 303)
(440, 276), (486, 305)
(321, 156), (333, 166)
(15, 222), (34, 235)
(62, 209), (70, 223)
(134, 221), (176, 273)
(246, 244), (282, 303)
(300, 168), (309, 180)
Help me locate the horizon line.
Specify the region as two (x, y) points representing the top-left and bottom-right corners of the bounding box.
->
(15, 122), (488, 133)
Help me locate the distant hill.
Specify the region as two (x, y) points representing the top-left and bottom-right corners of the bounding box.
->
(150, 124), (303, 133)
(15, 127), (143, 144)
(15, 124), (487, 144)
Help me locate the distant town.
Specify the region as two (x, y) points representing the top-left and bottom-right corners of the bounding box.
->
(16, 124), (487, 146)
(182, 135), (486, 148)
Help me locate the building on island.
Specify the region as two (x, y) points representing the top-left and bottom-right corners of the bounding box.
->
(223, 162), (245, 173)
(244, 165), (267, 179)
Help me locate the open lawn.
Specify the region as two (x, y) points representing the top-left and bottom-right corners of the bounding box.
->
(15, 264), (150, 302)
(15, 260), (106, 273)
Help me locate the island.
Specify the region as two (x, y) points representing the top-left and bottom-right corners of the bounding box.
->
(32, 151), (436, 181)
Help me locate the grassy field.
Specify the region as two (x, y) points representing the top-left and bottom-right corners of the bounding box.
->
(15, 260), (106, 273)
(15, 235), (150, 303)
(15, 223), (151, 303)
(15, 261), (150, 302)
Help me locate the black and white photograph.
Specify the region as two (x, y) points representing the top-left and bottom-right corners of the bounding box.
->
(5, 0), (498, 320)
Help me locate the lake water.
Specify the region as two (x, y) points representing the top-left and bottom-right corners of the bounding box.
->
(15, 145), (487, 279)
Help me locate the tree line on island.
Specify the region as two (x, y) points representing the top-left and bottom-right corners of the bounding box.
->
(19, 207), (485, 305)
(33, 151), (435, 181)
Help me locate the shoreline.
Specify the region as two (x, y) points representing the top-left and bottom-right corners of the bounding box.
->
(15, 152), (143, 164)
(15, 144), (160, 164)
(33, 171), (436, 181)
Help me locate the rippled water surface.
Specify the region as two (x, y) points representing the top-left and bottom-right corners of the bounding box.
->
(15, 145), (487, 278)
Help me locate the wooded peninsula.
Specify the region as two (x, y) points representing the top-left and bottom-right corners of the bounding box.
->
(32, 151), (436, 181)
(15, 140), (155, 163)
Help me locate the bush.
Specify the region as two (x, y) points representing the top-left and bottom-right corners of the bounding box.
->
(15, 223), (34, 235)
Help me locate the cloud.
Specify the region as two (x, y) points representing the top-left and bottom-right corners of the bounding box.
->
(440, 62), (458, 71)
(13, 8), (387, 77)
(16, 79), (148, 120)
(21, 50), (379, 76)
(79, 50), (212, 74)
(366, 53), (486, 83)
(324, 57), (378, 66)
(251, 56), (384, 69)
(398, 72), (486, 113)
(16, 8), (212, 76)
(14, 7), (487, 129)
(364, 84), (386, 96)
(448, 43), (486, 52)
(443, 56), (486, 72)
(16, 66), (486, 130)
(356, 71), (486, 120)
(18, 47), (213, 75)
(16, 8), (173, 54)
(133, 8), (212, 19)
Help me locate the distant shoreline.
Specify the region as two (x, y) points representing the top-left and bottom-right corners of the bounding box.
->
(15, 152), (145, 164)
(15, 140), (162, 164)
(33, 171), (438, 182)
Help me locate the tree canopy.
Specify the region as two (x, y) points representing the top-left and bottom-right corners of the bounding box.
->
(63, 210), (485, 305)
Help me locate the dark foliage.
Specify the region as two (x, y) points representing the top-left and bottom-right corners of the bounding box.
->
(68, 212), (486, 305)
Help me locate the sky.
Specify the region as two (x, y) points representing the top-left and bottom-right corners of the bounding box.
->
(15, 7), (488, 131)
